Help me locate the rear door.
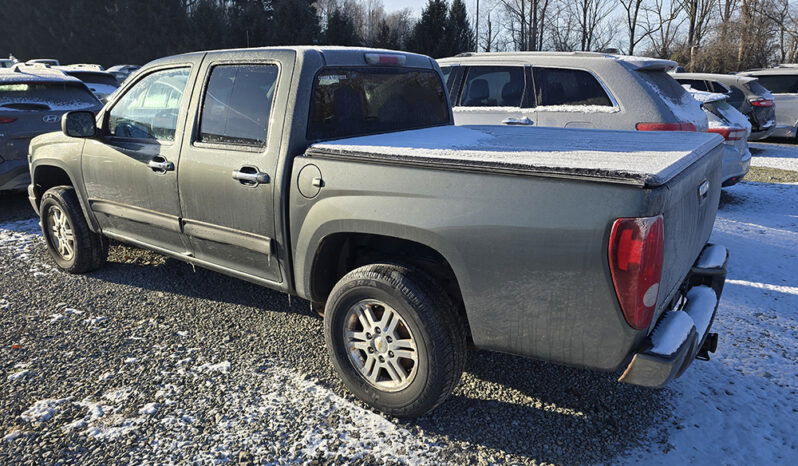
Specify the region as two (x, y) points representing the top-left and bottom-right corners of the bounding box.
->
(532, 66), (619, 129)
(452, 65), (534, 127)
(82, 61), (199, 253)
(177, 50), (294, 284)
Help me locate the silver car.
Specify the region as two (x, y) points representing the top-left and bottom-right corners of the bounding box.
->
(54, 66), (120, 102)
(0, 65), (102, 191)
(685, 86), (751, 186)
(438, 52), (708, 132)
(740, 66), (798, 138)
(672, 72), (776, 140)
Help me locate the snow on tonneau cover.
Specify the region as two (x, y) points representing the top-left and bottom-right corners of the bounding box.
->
(308, 125), (722, 187)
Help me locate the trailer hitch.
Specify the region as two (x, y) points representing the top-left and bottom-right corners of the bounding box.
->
(696, 332), (718, 361)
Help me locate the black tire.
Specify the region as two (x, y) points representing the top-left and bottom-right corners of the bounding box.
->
(39, 186), (108, 274)
(324, 263), (466, 417)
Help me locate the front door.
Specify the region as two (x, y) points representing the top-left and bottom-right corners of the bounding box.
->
(177, 51), (294, 284)
(82, 63), (199, 253)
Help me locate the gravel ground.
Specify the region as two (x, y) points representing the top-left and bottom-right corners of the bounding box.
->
(0, 190), (675, 464)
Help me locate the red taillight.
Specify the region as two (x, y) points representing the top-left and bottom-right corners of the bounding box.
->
(707, 127), (746, 141)
(608, 216), (665, 330)
(635, 122), (697, 132)
(364, 53), (406, 66)
(749, 98), (774, 107)
(0, 117), (17, 124)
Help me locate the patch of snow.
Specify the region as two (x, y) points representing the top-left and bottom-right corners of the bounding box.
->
(139, 403), (159, 415)
(749, 142), (798, 172)
(683, 286), (717, 337)
(84, 316), (108, 325)
(2, 431), (23, 442)
(195, 361), (231, 374)
(20, 398), (69, 423)
(103, 387), (133, 403)
(643, 79), (707, 131)
(7, 369), (31, 381)
(452, 106), (532, 113)
(695, 244), (728, 269)
(47, 313), (65, 322)
(648, 311), (694, 356)
(64, 308), (83, 315)
(123, 357), (138, 364)
(535, 104), (619, 113)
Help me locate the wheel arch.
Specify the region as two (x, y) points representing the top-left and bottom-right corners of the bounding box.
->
(31, 162), (99, 233)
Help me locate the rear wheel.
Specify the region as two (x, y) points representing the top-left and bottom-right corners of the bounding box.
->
(324, 263), (466, 417)
(40, 186), (108, 273)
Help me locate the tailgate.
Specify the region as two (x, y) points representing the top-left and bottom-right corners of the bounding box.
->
(655, 143), (724, 314)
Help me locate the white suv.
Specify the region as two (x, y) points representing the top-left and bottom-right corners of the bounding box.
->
(438, 52), (707, 133)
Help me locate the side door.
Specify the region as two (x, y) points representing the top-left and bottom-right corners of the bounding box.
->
(177, 51), (293, 284)
(532, 67), (619, 129)
(451, 65), (534, 127)
(82, 62), (199, 253)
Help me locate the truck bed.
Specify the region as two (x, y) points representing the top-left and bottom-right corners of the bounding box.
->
(307, 125), (723, 187)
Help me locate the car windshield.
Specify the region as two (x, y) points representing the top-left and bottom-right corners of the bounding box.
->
(0, 82), (99, 110)
(68, 72), (119, 88)
(308, 67), (449, 140)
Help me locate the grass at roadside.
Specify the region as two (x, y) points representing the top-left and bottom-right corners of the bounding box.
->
(744, 166), (798, 183)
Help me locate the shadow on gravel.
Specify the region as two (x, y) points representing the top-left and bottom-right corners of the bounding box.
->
(409, 351), (670, 464)
(0, 191), (35, 222)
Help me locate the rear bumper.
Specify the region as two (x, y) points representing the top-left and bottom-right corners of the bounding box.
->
(749, 126), (775, 141)
(772, 125), (796, 138)
(0, 158), (30, 192)
(619, 244), (728, 388)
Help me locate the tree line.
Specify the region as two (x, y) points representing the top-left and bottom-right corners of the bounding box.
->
(1, 0), (796, 73)
(0, 0), (474, 67)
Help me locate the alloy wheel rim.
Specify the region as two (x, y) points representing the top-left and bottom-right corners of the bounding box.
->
(344, 299), (418, 392)
(47, 205), (74, 260)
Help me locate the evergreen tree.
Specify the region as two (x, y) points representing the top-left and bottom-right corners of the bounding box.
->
(372, 19), (400, 50)
(271, 0), (319, 45)
(447, 0), (474, 55)
(325, 8), (361, 46)
(407, 0), (450, 58)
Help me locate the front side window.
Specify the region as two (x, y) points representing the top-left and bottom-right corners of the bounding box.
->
(754, 74), (798, 94)
(198, 64), (279, 147)
(108, 67), (190, 141)
(460, 66), (525, 107)
(534, 67), (613, 107)
(308, 67), (448, 140)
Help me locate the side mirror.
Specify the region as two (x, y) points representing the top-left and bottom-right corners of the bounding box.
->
(61, 111), (97, 138)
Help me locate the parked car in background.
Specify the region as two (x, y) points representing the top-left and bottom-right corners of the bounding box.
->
(0, 65), (102, 191)
(107, 64), (140, 83)
(437, 52), (708, 133)
(28, 47), (727, 417)
(672, 72), (775, 140)
(740, 66), (798, 138)
(25, 58), (60, 66)
(685, 86), (751, 186)
(55, 66), (119, 101)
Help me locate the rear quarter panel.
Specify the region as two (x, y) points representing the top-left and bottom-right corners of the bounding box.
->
(290, 156), (664, 371)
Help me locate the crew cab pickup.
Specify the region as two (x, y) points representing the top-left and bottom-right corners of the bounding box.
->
(27, 47), (728, 417)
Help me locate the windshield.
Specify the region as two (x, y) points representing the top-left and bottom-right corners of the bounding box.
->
(308, 67), (449, 141)
(0, 82), (99, 110)
(68, 72), (119, 88)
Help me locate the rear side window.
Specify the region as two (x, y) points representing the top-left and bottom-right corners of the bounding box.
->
(198, 64), (279, 147)
(533, 67), (612, 107)
(0, 82), (99, 110)
(308, 67), (448, 141)
(460, 66), (525, 107)
(108, 67), (190, 141)
(676, 79), (709, 92)
(727, 86), (746, 107)
(746, 79), (771, 95)
(754, 74), (798, 94)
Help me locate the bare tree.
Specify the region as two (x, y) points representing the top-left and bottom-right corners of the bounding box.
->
(644, 0), (685, 58)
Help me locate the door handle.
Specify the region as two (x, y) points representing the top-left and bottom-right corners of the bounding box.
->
(502, 117), (533, 126)
(233, 166), (270, 186)
(147, 156), (174, 173)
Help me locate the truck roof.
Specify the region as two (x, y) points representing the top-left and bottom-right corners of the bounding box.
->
(308, 125), (722, 187)
(147, 46), (438, 70)
(439, 52), (676, 71)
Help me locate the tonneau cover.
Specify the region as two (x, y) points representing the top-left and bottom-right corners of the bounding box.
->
(307, 125), (723, 187)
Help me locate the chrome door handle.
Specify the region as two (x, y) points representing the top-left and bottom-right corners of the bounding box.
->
(147, 157), (174, 173)
(502, 117), (533, 125)
(233, 167), (270, 186)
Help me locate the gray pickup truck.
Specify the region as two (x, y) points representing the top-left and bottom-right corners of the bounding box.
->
(27, 47), (728, 417)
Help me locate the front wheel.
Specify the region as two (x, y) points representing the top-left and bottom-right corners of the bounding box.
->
(39, 186), (108, 273)
(324, 263), (466, 417)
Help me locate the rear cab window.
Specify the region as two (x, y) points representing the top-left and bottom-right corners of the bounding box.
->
(532, 67), (613, 108)
(308, 67), (449, 141)
(0, 82), (99, 111)
(753, 74), (798, 94)
(458, 66), (526, 108)
(198, 64), (279, 147)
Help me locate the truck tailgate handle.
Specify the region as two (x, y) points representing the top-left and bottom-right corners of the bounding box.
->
(502, 117), (533, 126)
(233, 166), (270, 186)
